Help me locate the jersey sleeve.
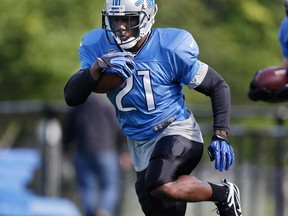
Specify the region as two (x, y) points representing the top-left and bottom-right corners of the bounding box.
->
(170, 31), (201, 85)
(79, 39), (96, 69)
(187, 61), (208, 89)
(78, 29), (113, 69)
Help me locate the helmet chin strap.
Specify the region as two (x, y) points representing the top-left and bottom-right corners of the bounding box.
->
(117, 36), (139, 50)
(118, 30), (151, 55)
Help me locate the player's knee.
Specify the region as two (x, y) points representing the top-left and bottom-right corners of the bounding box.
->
(150, 183), (177, 201)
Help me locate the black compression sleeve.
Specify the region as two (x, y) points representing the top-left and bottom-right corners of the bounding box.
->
(194, 66), (231, 133)
(64, 68), (97, 106)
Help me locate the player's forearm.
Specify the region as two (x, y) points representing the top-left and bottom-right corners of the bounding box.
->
(211, 81), (231, 134)
(195, 66), (231, 134)
(64, 68), (97, 106)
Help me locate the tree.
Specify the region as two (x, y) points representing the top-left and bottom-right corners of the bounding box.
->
(0, 0), (284, 104)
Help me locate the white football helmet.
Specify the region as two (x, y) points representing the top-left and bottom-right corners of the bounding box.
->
(102, 0), (158, 49)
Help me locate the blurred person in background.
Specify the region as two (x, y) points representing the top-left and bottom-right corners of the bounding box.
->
(279, 0), (288, 68)
(62, 93), (130, 216)
(248, 1), (288, 102)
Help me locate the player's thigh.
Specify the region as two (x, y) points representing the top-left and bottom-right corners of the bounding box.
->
(145, 135), (203, 192)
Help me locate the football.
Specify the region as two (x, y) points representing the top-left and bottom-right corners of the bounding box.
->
(254, 66), (288, 93)
(94, 72), (126, 93)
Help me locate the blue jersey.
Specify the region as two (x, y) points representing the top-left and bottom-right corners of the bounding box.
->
(278, 17), (288, 58)
(79, 28), (203, 141)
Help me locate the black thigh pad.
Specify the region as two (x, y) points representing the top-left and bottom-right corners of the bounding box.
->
(145, 135), (203, 192)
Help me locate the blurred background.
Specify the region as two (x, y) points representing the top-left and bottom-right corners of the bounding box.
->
(0, 0), (287, 215)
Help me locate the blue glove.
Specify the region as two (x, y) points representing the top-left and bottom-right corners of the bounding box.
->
(104, 66), (133, 80)
(207, 135), (235, 172)
(97, 50), (136, 80)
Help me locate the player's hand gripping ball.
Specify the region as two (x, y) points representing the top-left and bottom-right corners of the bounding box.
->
(94, 50), (136, 93)
(208, 135), (235, 172)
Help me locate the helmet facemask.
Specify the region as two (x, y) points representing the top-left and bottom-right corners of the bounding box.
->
(102, 3), (157, 49)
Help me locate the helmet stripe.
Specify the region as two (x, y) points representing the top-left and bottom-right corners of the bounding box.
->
(113, 0), (120, 5)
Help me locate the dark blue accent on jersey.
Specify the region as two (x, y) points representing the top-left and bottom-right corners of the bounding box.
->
(79, 28), (201, 140)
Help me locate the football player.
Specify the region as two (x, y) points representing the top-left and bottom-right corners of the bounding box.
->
(248, 1), (288, 102)
(64, 0), (242, 216)
(279, 0), (288, 68)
